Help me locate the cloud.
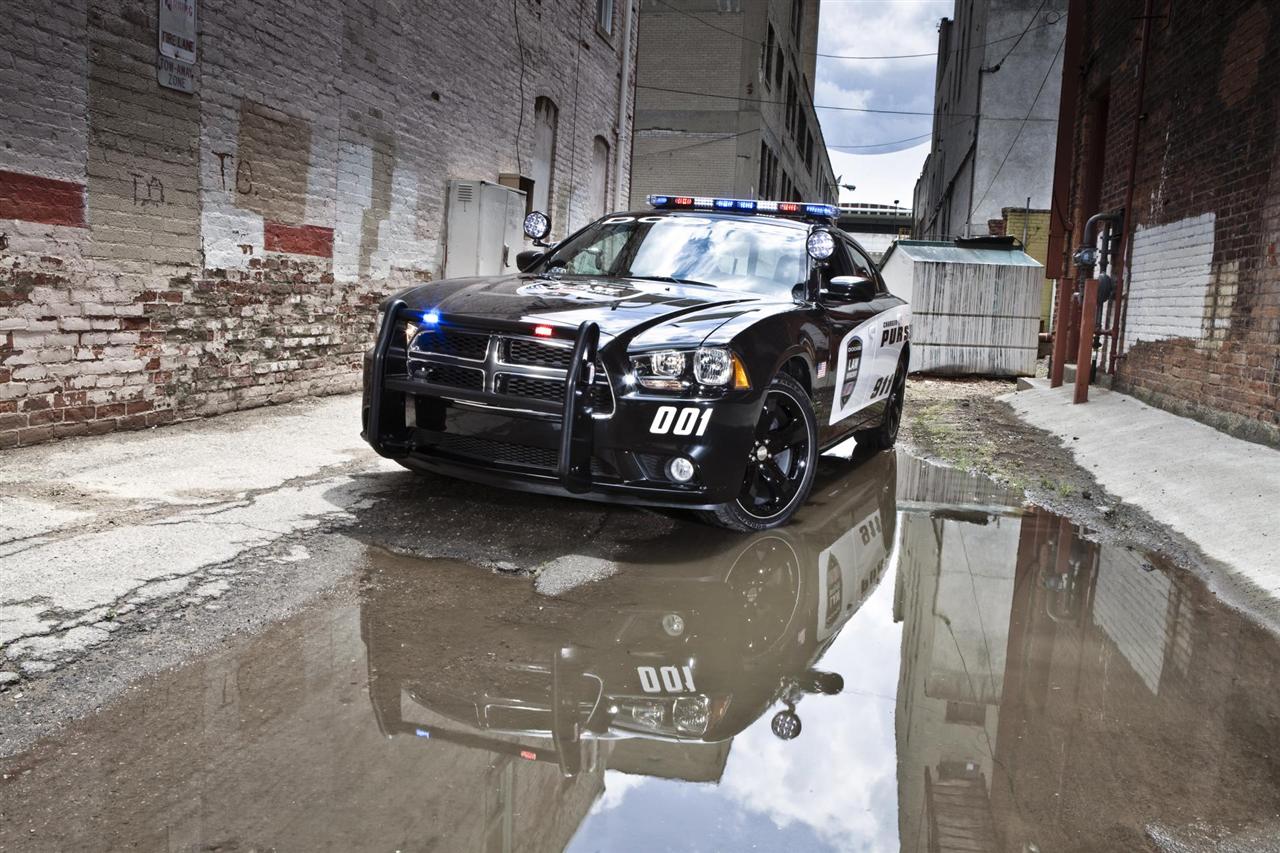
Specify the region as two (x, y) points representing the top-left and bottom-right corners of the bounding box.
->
(831, 141), (931, 205)
(814, 0), (949, 167)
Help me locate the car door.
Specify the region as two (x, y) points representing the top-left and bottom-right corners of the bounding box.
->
(821, 237), (906, 436)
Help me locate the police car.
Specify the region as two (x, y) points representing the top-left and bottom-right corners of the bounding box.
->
(362, 194), (909, 530)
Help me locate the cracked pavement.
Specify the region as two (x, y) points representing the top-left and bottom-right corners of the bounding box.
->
(0, 394), (397, 681)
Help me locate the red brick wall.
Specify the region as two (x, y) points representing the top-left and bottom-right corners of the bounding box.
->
(1065, 0), (1280, 444)
(0, 0), (637, 449)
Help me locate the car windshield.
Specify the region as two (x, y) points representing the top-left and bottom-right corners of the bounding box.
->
(538, 213), (809, 295)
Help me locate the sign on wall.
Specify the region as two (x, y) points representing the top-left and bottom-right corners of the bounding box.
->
(159, 0), (197, 63)
(157, 0), (197, 93)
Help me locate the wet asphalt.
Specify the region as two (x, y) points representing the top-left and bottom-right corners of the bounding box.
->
(2, 451), (1279, 852)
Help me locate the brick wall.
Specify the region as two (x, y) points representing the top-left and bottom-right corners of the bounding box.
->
(0, 0), (636, 448)
(1064, 0), (1280, 445)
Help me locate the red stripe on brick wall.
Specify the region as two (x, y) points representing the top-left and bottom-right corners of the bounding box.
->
(0, 170), (86, 227)
(264, 222), (334, 257)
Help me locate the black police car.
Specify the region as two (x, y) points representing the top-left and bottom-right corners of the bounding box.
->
(362, 194), (910, 530)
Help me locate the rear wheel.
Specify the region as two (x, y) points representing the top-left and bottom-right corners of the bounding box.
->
(699, 374), (818, 532)
(854, 358), (906, 453)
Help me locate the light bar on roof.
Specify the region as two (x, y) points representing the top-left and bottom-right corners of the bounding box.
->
(647, 195), (838, 220)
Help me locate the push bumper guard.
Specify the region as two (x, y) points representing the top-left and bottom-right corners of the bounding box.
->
(363, 299), (601, 494)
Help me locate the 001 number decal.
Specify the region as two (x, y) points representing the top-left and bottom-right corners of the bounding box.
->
(649, 406), (712, 436)
(637, 664), (697, 693)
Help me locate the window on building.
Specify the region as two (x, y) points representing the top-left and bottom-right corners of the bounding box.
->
(596, 0), (614, 36)
(785, 74), (797, 143)
(790, 0), (803, 39)
(774, 45), (784, 89)
(589, 136), (610, 219)
(531, 97), (559, 218)
(804, 131), (814, 171)
(764, 24), (775, 84)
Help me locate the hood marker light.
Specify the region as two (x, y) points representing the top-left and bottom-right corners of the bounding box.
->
(534, 325), (554, 337)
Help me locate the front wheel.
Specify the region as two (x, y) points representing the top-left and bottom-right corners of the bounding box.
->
(699, 373), (818, 532)
(854, 358), (906, 453)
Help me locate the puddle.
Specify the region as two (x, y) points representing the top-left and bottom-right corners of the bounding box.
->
(2, 452), (1278, 852)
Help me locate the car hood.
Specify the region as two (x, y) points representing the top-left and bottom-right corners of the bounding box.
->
(393, 273), (793, 348)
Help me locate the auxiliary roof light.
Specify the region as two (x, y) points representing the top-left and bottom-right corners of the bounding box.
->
(647, 194), (838, 220)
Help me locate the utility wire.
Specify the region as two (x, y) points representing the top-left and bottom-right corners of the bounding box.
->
(984, 0), (1049, 71)
(633, 125), (936, 158)
(511, 0), (527, 176)
(967, 30), (1067, 221)
(636, 82), (1058, 121)
(651, 0), (1061, 61)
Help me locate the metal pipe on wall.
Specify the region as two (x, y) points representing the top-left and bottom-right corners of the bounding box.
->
(614, 0), (636, 211)
(1110, 0), (1156, 373)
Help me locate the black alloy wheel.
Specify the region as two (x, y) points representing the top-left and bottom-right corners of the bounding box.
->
(700, 373), (818, 532)
(855, 357), (907, 453)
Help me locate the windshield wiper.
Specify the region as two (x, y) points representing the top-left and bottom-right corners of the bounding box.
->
(627, 274), (712, 287)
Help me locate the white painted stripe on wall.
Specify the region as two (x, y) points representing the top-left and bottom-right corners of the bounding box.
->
(1124, 212), (1216, 344)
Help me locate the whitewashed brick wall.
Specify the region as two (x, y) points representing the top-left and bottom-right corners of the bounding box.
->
(1123, 212), (1216, 345)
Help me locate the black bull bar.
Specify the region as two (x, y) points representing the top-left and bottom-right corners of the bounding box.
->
(363, 299), (602, 494)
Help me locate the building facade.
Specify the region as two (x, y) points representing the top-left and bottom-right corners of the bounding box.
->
(913, 0), (1067, 240)
(0, 0), (637, 448)
(1048, 0), (1280, 446)
(629, 0), (836, 206)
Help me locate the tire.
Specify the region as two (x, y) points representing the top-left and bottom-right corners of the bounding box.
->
(854, 357), (907, 453)
(698, 373), (819, 532)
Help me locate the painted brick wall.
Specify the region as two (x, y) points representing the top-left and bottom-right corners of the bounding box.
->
(1065, 0), (1280, 445)
(0, 0), (637, 448)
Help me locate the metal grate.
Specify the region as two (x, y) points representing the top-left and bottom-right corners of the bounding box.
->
(504, 337), (573, 369)
(412, 329), (490, 361)
(429, 433), (560, 469)
(415, 363), (484, 390)
(499, 373), (564, 403)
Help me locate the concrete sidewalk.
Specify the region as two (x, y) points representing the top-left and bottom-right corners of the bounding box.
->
(0, 394), (396, 678)
(1005, 380), (1280, 612)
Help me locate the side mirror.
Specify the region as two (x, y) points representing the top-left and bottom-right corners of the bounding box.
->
(516, 249), (544, 272)
(825, 275), (877, 302)
(524, 211), (552, 245)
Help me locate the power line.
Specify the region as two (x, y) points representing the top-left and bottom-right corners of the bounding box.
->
(636, 82), (1058, 121)
(633, 125), (935, 158)
(650, 0), (1062, 61)
(984, 0), (1049, 71)
(968, 30), (1067, 220)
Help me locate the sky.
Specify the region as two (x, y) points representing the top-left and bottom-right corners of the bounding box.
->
(813, 0), (954, 206)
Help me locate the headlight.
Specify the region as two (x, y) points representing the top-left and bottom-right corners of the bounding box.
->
(651, 350), (687, 376)
(630, 347), (749, 391)
(673, 696), (711, 736)
(694, 348), (732, 385)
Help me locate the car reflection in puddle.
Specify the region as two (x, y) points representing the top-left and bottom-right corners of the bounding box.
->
(3, 452), (1280, 852)
(363, 452), (899, 785)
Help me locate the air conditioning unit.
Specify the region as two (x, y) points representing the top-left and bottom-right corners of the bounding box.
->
(444, 180), (527, 279)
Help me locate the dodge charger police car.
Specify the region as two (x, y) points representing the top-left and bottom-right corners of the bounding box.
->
(362, 194), (909, 530)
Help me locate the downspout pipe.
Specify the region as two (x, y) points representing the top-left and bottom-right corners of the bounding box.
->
(614, 0), (636, 211)
(1111, 0), (1156, 373)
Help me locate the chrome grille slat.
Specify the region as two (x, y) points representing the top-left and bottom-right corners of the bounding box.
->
(405, 327), (614, 416)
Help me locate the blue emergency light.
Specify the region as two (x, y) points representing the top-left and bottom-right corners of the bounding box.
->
(647, 194), (838, 220)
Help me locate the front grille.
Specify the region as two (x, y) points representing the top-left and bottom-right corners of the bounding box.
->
(504, 338), (573, 369)
(412, 328), (490, 361)
(429, 433), (560, 469)
(423, 432), (616, 478)
(497, 371), (615, 415)
(499, 374), (564, 403)
(414, 363), (484, 390)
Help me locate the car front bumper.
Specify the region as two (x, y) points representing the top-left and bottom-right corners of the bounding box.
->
(361, 303), (762, 510)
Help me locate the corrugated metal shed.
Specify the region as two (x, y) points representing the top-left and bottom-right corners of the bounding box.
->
(882, 239), (1044, 377)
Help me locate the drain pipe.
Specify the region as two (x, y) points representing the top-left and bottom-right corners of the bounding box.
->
(613, 0), (636, 211)
(1110, 0), (1156, 373)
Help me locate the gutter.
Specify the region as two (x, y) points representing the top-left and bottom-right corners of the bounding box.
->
(614, 0), (636, 211)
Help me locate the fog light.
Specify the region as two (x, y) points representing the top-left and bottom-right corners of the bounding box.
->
(667, 457), (695, 482)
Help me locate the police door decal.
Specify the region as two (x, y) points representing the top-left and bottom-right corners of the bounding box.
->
(828, 305), (910, 425)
